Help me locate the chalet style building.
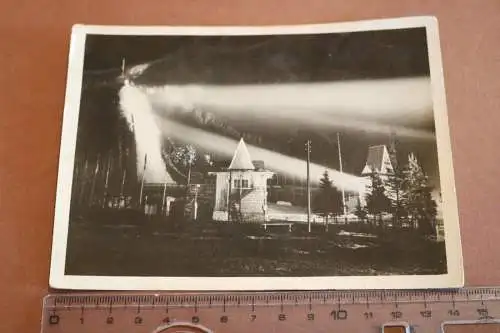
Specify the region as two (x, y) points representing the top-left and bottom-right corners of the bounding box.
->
(211, 138), (274, 222)
(361, 145), (395, 179)
(353, 144), (396, 209)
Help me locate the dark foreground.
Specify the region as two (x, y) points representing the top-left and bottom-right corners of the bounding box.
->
(65, 211), (447, 277)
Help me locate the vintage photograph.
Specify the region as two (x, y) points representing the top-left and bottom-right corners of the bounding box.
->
(50, 17), (463, 290)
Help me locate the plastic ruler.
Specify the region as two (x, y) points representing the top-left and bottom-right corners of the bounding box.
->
(41, 287), (500, 333)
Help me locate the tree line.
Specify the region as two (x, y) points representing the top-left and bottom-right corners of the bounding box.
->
(313, 153), (438, 234)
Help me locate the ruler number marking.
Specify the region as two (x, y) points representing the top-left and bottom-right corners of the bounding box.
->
(48, 314), (60, 325)
(420, 310), (432, 318)
(331, 309), (348, 320)
(391, 311), (403, 320)
(477, 307), (490, 319)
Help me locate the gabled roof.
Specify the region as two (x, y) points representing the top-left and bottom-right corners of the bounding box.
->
(228, 138), (255, 170)
(361, 145), (393, 175)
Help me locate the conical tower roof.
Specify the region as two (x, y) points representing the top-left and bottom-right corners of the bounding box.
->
(361, 145), (394, 175)
(228, 138), (255, 170)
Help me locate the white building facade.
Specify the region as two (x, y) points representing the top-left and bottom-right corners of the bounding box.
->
(211, 138), (274, 222)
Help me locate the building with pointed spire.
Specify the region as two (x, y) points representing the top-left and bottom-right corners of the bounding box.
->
(355, 144), (396, 208)
(210, 138), (274, 222)
(361, 145), (394, 178)
(228, 138), (255, 170)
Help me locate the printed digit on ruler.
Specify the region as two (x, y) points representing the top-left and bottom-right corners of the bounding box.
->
(391, 311), (403, 320)
(48, 314), (59, 325)
(477, 308), (489, 318)
(331, 309), (348, 320)
(420, 310), (432, 318)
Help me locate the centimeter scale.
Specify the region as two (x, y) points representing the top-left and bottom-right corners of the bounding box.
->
(41, 287), (500, 333)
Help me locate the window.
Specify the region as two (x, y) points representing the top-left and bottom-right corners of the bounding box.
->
(234, 179), (250, 189)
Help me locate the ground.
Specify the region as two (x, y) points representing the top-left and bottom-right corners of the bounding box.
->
(268, 202), (306, 215)
(64, 209), (447, 277)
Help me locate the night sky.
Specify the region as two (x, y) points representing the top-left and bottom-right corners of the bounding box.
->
(77, 27), (442, 190)
(83, 28), (430, 83)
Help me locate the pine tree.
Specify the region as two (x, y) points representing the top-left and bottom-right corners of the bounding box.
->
(365, 167), (391, 226)
(354, 196), (368, 223)
(313, 171), (342, 228)
(403, 153), (424, 228)
(386, 131), (408, 227)
(313, 171), (332, 225)
(387, 165), (408, 228)
(330, 185), (343, 224)
(417, 184), (438, 235)
(402, 153), (438, 234)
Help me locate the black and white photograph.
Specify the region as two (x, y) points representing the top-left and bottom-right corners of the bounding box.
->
(49, 17), (463, 290)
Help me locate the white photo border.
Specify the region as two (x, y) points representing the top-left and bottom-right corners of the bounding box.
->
(49, 16), (464, 290)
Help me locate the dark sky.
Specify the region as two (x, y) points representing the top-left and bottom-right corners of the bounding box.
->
(83, 27), (430, 84)
(77, 27), (441, 190)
